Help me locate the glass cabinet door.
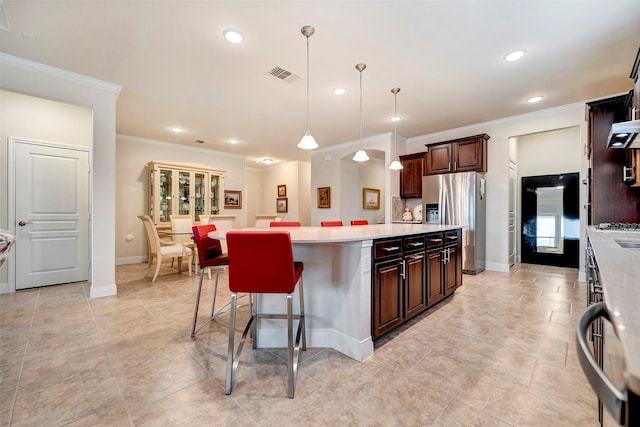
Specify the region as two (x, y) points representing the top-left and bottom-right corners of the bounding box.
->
(178, 171), (191, 215)
(210, 174), (220, 214)
(159, 169), (173, 223)
(194, 172), (206, 222)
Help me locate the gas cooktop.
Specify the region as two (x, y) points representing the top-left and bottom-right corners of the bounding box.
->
(596, 223), (640, 232)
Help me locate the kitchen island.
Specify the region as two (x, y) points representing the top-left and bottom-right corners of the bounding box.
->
(578, 227), (640, 424)
(209, 223), (463, 361)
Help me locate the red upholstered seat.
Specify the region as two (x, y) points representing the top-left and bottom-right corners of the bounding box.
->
(190, 224), (229, 337)
(320, 221), (343, 227)
(270, 221), (301, 227)
(225, 231), (306, 398)
(350, 220), (369, 225)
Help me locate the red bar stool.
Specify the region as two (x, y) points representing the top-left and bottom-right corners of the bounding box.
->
(225, 231), (306, 398)
(270, 221), (301, 227)
(350, 219), (369, 225)
(320, 221), (343, 227)
(190, 224), (229, 338)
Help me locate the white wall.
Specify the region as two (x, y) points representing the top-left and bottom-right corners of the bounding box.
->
(115, 135), (247, 264)
(407, 103), (588, 273)
(245, 168), (263, 226)
(517, 127), (581, 178)
(1, 54), (121, 298)
(0, 90), (93, 287)
(358, 157), (386, 224)
(310, 132), (396, 226)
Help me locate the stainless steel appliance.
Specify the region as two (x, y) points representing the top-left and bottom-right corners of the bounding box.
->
(422, 172), (486, 274)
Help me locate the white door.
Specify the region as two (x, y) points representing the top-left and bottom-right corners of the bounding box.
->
(13, 140), (90, 290)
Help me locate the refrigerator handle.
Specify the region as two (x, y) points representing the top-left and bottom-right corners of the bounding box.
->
(439, 186), (445, 225)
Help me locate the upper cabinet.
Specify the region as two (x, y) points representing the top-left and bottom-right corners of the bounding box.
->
(147, 161), (225, 227)
(425, 134), (490, 175)
(399, 152), (426, 199)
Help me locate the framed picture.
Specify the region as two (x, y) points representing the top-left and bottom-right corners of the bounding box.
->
(363, 188), (380, 209)
(224, 190), (242, 209)
(276, 197), (288, 213)
(317, 187), (331, 208)
(277, 184), (287, 197)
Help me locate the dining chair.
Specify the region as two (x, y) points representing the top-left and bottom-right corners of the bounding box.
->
(320, 221), (343, 227)
(138, 215), (192, 282)
(190, 224), (229, 337)
(170, 214), (198, 274)
(270, 221), (301, 227)
(350, 220), (369, 225)
(225, 231), (306, 398)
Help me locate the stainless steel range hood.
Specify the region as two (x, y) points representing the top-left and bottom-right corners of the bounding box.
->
(607, 119), (640, 148)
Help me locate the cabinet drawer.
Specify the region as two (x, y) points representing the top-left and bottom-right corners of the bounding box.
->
(426, 233), (444, 249)
(444, 230), (459, 246)
(374, 239), (403, 259)
(404, 235), (425, 253)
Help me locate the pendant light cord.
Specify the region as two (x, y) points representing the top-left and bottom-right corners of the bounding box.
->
(359, 68), (363, 146)
(306, 35), (310, 132)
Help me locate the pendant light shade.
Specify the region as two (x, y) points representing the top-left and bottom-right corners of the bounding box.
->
(353, 63), (369, 162)
(298, 26), (318, 150)
(388, 87), (404, 170)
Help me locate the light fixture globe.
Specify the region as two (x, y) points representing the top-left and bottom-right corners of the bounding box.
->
(298, 25), (318, 150)
(298, 132), (318, 150)
(352, 63), (369, 162)
(388, 87), (404, 170)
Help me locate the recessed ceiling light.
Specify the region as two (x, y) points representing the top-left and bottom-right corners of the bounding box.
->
(391, 115), (401, 122)
(505, 50), (526, 62)
(263, 158), (273, 165)
(171, 127), (182, 133)
(223, 29), (244, 44)
(333, 87), (346, 96)
(229, 139), (238, 144)
(527, 95), (543, 103)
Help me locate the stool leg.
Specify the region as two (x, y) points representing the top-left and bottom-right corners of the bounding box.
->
(251, 293), (258, 350)
(190, 268), (207, 338)
(209, 267), (220, 318)
(287, 294), (294, 398)
(225, 292), (238, 395)
(298, 277), (306, 351)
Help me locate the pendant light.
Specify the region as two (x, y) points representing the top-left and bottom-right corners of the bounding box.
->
(388, 87), (404, 170)
(297, 26), (318, 150)
(352, 63), (369, 162)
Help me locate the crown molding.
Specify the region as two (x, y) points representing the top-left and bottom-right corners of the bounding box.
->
(0, 53), (121, 94)
(117, 133), (248, 160)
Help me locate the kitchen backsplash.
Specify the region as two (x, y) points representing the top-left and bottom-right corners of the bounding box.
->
(392, 197), (422, 222)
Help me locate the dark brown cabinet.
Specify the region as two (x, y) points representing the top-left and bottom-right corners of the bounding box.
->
(425, 134), (489, 175)
(587, 95), (640, 224)
(372, 230), (461, 340)
(399, 153), (426, 199)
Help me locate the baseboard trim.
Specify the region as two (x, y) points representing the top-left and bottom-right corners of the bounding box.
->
(485, 262), (510, 273)
(90, 283), (117, 298)
(0, 282), (12, 294)
(116, 255), (146, 266)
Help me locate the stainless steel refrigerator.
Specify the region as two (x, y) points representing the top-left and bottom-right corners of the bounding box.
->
(422, 172), (486, 274)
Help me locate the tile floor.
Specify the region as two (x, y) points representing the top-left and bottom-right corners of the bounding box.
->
(0, 262), (614, 426)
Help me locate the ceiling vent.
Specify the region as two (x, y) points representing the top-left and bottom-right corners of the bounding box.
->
(268, 67), (299, 83)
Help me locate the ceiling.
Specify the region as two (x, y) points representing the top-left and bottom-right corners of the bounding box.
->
(1, 1), (640, 168)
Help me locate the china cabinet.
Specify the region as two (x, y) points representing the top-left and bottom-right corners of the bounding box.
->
(147, 161), (225, 227)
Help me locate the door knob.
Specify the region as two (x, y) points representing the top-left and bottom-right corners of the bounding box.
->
(18, 221), (32, 226)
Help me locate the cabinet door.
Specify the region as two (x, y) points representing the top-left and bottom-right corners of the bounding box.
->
(444, 246), (459, 296)
(177, 171), (191, 216)
(157, 168), (173, 224)
(425, 144), (452, 175)
(454, 138), (485, 172)
(372, 258), (404, 339)
(193, 172), (206, 222)
(405, 252), (427, 319)
(210, 174), (221, 215)
(399, 154), (425, 199)
(427, 250), (444, 305)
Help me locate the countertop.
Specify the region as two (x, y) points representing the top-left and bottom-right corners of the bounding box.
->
(587, 226), (640, 394)
(209, 223), (461, 244)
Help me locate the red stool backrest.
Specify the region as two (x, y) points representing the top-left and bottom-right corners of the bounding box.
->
(270, 221), (301, 227)
(192, 224), (225, 267)
(226, 231), (297, 294)
(350, 220), (369, 225)
(320, 221), (343, 227)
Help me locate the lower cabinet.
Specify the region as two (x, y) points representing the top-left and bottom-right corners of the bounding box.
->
(372, 230), (462, 340)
